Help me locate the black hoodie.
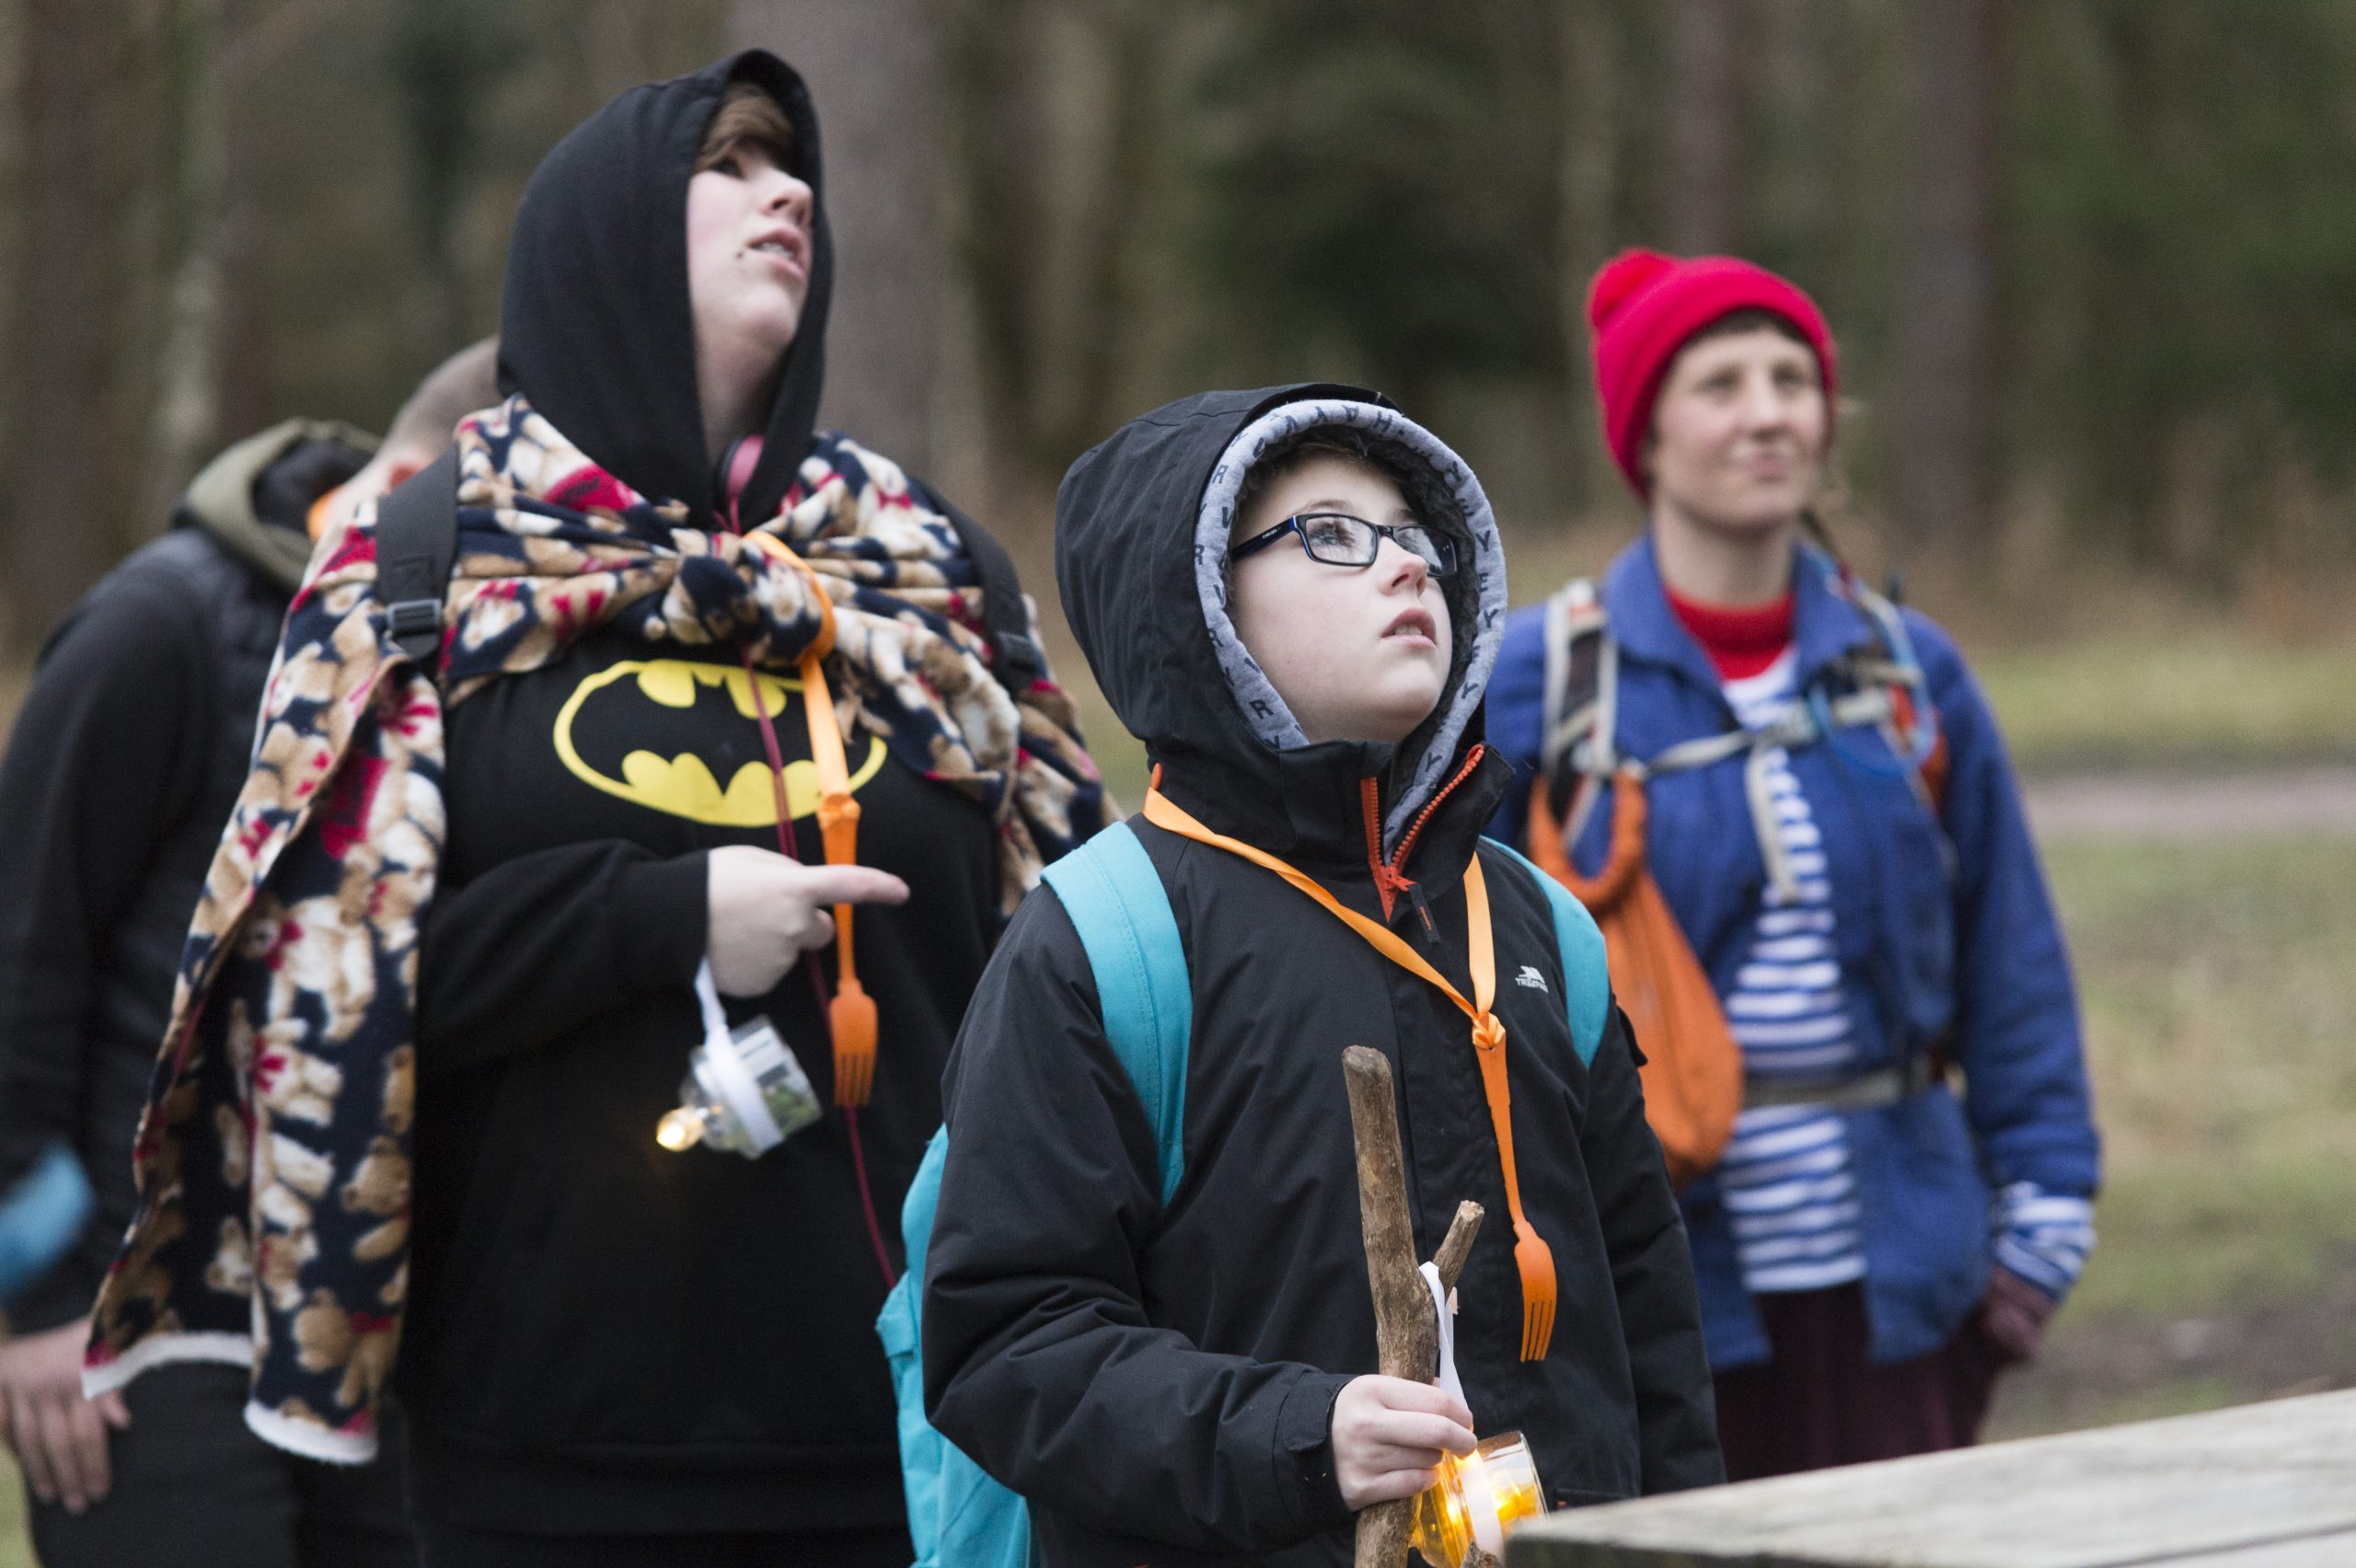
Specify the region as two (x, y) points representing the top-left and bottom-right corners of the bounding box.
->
(0, 423), (367, 1335)
(924, 386), (1721, 1567)
(497, 48), (829, 531)
(398, 52), (1002, 1539)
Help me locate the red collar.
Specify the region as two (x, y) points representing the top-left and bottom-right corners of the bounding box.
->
(1665, 587), (1795, 681)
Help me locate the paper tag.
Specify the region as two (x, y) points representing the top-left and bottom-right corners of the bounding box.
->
(1420, 1261), (1466, 1407)
(690, 961), (783, 1151)
(693, 960), (733, 1047)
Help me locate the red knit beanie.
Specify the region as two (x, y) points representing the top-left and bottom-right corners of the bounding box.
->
(1587, 248), (1838, 496)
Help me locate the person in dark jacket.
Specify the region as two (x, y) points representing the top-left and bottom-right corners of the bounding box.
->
(1487, 249), (2100, 1477)
(81, 52), (1106, 1568)
(0, 338), (497, 1566)
(924, 386), (1722, 1568)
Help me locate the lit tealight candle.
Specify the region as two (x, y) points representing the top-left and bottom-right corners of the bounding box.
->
(655, 1106), (707, 1152)
(1411, 1431), (1549, 1567)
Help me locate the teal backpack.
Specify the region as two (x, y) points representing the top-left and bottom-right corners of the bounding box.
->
(874, 822), (1609, 1568)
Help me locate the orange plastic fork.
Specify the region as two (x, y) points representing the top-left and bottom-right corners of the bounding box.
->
(1472, 1012), (1559, 1360)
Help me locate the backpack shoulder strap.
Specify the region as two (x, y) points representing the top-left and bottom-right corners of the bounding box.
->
(1818, 559), (1951, 811)
(1538, 578), (1610, 777)
(1839, 572), (1923, 686)
(896, 1126), (953, 1287)
(1040, 821), (1191, 1205)
(1484, 841), (1610, 1068)
(1538, 578), (1616, 840)
(374, 446), (462, 667)
(919, 479), (1049, 699)
(883, 1132), (1029, 1568)
(884, 821), (1184, 1568)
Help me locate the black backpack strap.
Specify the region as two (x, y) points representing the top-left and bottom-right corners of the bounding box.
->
(920, 482), (1046, 698)
(374, 447), (461, 668)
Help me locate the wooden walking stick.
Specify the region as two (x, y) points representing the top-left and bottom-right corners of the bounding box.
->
(1344, 1045), (1484, 1568)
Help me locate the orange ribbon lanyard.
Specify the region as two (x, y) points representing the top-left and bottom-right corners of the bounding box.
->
(1141, 788), (1558, 1360)
(740, 532), (879, 1106)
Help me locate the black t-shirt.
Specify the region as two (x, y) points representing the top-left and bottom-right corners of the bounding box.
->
(405, 627), (996, 1533)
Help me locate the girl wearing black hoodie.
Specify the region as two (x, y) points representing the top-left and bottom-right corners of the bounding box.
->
(86, 52), (1106, 1568)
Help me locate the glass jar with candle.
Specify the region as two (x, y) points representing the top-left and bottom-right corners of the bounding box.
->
(654, 974), (825, 1158)
(656, 961), (826, 1158)
(1409, 1430), (1549, 1567)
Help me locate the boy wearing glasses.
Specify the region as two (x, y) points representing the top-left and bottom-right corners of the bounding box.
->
(923, 386), (1719, 1567)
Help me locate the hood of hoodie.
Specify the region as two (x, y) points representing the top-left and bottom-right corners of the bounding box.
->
(177, 418), (375, 593)
(495, 49), (832, 531)
(1057, 385), (1506, 861)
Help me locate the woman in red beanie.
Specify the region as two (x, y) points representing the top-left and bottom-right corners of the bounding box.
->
(1486, 249), (2100, 1478)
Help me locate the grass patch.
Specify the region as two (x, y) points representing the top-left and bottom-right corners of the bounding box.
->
(2052, 836), (2356, 1315)
(1974, 634), (2356, 777)
(0, 1453), (26, 1568)
(2076, 1154), (2356, 1321)
(1993, 1373), (2247, 1441)
(1992, 836), (2356, 1438)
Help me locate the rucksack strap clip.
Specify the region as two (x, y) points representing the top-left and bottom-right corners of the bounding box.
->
(373, 447), (463, 672)
(992, 629), (1046, 691)
(385, 595), (443, 660)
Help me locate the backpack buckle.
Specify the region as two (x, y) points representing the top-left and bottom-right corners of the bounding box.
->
(993, 630), (1045, 689)
(386, 599), (443, 658)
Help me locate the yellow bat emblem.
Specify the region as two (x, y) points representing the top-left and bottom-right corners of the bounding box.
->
(552, 659), (887, 826)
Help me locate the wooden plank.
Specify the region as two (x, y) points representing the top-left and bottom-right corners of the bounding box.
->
(1507, 1390), (2356, 1568)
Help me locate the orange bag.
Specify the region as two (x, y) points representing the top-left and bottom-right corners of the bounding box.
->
(1526, 770), (1741, 1187)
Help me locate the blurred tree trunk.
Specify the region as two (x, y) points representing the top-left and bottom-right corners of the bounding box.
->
(946, 0), (1046, 482)
(1667, 0), (1739, 254)
(1054, 5), (1154, 470)
(393, 0), (488, 364)
(945, 0), (1158, 500)
(1556, 0), (1621, 514)
(579, 0), (675, 99)
(1895, 0), (2003, 558)
(211, 10), (267, 446)
(149, 0), (326, 526)
(9, 0), (115, 654)
(148, 0), (230, 523)
(731, 0), (945, 476)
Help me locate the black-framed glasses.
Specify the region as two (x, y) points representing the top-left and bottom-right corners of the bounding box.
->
(1226, 512), (1460, 578)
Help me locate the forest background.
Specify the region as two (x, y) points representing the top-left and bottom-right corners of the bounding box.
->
(2, 2), (2355, 1556)
(10, 0), (2356, 638)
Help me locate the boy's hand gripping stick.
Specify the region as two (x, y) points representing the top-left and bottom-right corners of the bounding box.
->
(1344, 1045), (1484, 1568)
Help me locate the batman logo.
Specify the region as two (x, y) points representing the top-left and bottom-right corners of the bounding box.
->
(553, 659), (886, 826)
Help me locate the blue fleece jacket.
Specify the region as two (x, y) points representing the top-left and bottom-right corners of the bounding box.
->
(1487, 536), (2099, 1368)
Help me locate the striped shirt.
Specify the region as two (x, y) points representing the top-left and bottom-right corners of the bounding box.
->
(1713, 651), (1869, 1293)
(1992, 1182), (2096, 1299)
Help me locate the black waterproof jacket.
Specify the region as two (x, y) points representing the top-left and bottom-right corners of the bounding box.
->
(0, 423), (368, 1332)
(924, 386), (1721, 1567)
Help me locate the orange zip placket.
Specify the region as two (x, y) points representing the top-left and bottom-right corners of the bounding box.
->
(1361, 744), (1488, 938)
